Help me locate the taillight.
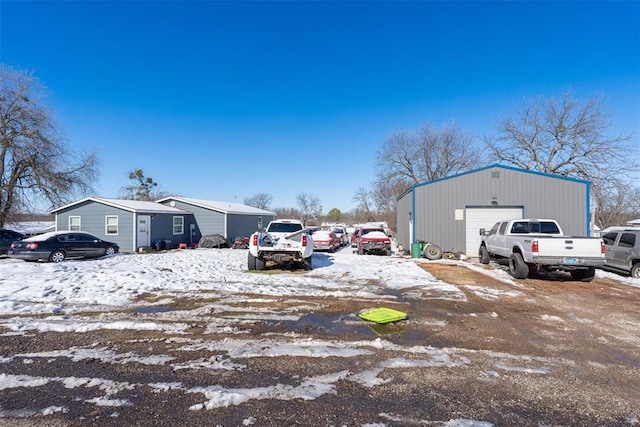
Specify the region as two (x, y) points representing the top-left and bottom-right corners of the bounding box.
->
(23, 243), (38, 250)
(302, 235), (308, 247)
(532, 241), (539, 253)
(252, 235), (258, 246)
(601, 241), (605, 254)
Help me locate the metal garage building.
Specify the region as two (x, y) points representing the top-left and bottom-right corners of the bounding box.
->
(396, 164), (593, 257)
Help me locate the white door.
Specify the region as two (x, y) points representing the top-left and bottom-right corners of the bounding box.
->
(465, 207), (523, 257)
(137, 215), (151, 249)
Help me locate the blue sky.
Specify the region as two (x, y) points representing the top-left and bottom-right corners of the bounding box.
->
(2, 1), (639, 213)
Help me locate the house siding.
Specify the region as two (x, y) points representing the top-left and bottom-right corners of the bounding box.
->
(159, 199), (274, 243)
(158, 200), (222, 242)
(397, 165), (591, 255)
(54, 200), (135, 251)
(148, 213), (194, 250)
(227, 214), (266, 240)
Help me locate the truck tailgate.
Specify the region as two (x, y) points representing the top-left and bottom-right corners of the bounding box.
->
(535, 237), (603, 258)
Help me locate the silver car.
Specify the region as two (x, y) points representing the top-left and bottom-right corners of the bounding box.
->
(601, 228), (640, 278)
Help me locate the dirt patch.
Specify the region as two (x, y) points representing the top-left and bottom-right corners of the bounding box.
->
(1, 261), (639, 426)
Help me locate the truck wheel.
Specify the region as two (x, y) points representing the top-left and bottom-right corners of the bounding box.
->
(255, 256), (265, 271)
(303, 256), (313, 270)
(631, 263), (640, 279)
(247, 253), (256, 270)
(570, 267), (595, 282)
(423, 244), (442, 260)
(479, 246), (490, 264)
(508, 253), (529, 279)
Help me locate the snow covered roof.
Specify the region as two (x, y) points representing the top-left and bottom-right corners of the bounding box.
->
(626, 218), (640, 226)
(157, 197), (275, 216)
(50, 197), (191, 214)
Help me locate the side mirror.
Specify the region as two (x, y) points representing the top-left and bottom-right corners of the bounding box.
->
(479, 228), (486, 236)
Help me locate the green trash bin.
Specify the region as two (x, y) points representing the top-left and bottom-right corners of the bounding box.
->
(411, 243), (422, 258)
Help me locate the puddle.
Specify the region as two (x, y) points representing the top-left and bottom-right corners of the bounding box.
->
(383, 288), (406, 303)
(131, 305), (178, 314)
(262, 312), (444, 346)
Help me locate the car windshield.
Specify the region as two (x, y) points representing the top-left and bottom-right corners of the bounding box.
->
(267, 223), (303, 233)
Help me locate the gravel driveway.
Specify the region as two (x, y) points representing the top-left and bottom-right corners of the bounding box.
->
(0, 254), (638, 426)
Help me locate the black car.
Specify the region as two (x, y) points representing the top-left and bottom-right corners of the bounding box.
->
(0, 228), (24, 255)
(8, 231), (119, 263)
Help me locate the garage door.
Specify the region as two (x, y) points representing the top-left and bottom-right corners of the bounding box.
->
(465, 207), (523, 257)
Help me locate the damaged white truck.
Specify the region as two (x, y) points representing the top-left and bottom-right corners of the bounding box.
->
(247, 219), (314, 270)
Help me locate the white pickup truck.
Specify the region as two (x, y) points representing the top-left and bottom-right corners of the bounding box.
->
(479, 219), (605, 281)
(247, 219), (314, 270)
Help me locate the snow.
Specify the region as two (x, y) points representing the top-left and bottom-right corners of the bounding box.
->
(0, 248), (638, 424)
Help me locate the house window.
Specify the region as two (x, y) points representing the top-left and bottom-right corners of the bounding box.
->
(173, 216), (184, 234)
(69, 216), (81, 231)
(106, 216), (118, 235)
(257, 216), (263, 230)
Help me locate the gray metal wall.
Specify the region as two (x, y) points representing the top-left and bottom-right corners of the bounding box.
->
(55, 201), (135, 252)
(396, 165), (591, 253)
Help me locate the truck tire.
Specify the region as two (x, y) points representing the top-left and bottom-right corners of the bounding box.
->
(570, 267), (595, 282)
(631, 263), (640, 279)
(508, 253), (529, 279)
(303, 256), (313, 270)
(479, 246), (490, 264)
(247, 253), (256, 270)
(423, 244), (442, 260)
(255, 256), (265, 271)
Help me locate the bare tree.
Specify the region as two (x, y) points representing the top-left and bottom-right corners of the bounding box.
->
(296, 193), (321, 225)
(485, 89), (639, 228)
(244, 193), (273, 210)
(370, 121), (479, 231)
(594, 178), (640, 229)
(376, 121), (481, 188)
(352, 186), (374, 217)
(273, 207), (300, 220)
(0, 65), (98, 226)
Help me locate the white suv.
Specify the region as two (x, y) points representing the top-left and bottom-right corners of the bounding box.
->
(601, 228), (640, 278)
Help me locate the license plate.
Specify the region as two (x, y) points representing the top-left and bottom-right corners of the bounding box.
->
(563, 257), (579, 264)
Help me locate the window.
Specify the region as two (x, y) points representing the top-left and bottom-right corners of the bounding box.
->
(539, 222), (561, 234)
(601, 232), (619, 246)
(618, 233), (636, 248)
(488, 223), (500, 235)
(257, 217), (263, 230)
(498, 222), (508, 235)
(106, 216), (118, 235)
(69, 216), (81, 231)
(173, 216), (184, 234)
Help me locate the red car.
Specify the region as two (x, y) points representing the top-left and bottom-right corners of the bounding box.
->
(312, 230), (341, 253)
(351, 228), (360, 248)
(355, 226), (392, 255)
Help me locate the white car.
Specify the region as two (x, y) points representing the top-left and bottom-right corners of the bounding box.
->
(330, 226), (349, 247)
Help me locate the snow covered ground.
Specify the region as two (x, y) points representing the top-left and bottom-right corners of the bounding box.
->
(0, 248), (639, 425)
